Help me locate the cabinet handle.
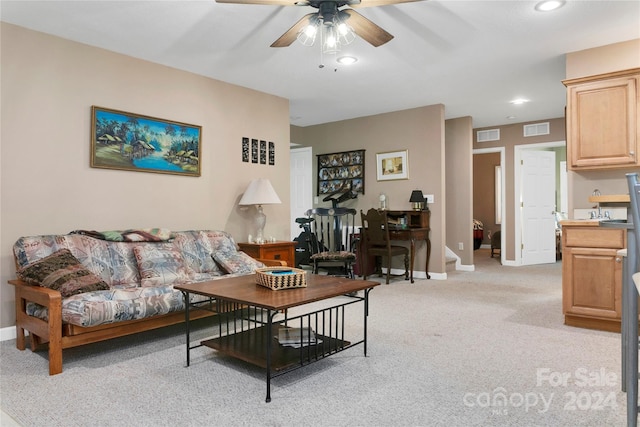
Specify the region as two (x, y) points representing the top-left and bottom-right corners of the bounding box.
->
(616, 257), (622, 263)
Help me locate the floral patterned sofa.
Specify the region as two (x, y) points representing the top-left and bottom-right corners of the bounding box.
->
(9, 229), (283, 375)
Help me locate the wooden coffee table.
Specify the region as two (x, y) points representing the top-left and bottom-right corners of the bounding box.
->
(175, 274), (380, 402)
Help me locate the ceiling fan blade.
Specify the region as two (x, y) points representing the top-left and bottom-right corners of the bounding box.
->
(350, 0), (424, 8)
(271, 13), (316, 47)
(215, 0), (298, 5)
(343, 9), (393, 47)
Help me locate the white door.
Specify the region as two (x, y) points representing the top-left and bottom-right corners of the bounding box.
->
(521, 150), (556, 265)
(290, 147), (313, 240)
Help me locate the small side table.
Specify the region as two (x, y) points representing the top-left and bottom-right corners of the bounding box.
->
(238, 241), (296, 267)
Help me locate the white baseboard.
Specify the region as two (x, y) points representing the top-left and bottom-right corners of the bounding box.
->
(0, 326), (17, 342)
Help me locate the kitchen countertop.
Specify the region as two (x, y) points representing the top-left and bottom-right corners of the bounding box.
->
(560, 219), (602, 226)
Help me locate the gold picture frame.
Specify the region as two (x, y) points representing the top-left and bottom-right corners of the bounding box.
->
(376, 150), (408, 181)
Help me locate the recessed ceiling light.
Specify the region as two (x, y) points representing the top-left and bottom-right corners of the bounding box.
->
(510, 98), (529, 105)
(336, 56), (358, 65)
(535, 0), (565, 12)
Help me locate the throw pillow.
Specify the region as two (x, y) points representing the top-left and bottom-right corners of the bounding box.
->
(133, 244), (191, 287)
(173, 232), (220, 275)
(199, 230), (237, 254)
(17, 249), (110, 298)
(213, 250), (265, 275)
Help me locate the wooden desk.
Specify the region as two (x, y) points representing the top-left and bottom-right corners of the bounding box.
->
(372, 210), (431, 282)
(388, 227), (431, 281)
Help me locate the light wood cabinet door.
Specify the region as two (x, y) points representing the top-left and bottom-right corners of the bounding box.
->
(562, 225), (626, 331)
(564, 69), (639, 170)
(562, 246), (622, 320)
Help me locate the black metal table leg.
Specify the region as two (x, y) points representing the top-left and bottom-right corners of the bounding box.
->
(265, 310), (276, 403)
(181, 290), (191, 367)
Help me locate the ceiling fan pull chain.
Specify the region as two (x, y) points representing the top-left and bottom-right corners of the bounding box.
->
(319, 25), (325, 68)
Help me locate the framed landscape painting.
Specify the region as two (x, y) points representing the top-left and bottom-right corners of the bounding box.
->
(91, 106), (202, 177)
(376, 150), (408, 181)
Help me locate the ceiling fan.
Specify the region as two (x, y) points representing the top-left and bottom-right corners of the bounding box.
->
(215, 0), (422, 49)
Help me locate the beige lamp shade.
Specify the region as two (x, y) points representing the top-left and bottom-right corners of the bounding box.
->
(239, 179), (281, 241)
(239, 178), (282, 206)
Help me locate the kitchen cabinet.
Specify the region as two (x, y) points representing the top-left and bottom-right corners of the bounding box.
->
(563, 68), (639, 170)
(562, 222), (627, 332)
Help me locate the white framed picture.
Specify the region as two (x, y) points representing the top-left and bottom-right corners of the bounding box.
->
(376, 150), (408, 181)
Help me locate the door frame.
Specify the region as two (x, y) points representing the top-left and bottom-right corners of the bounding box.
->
(473, 147), (505, 265)
(289, 146), (313, 240)
(514, 140), (565, 266)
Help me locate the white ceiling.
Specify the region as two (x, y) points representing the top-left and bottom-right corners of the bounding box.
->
(2, 0), (639, 128)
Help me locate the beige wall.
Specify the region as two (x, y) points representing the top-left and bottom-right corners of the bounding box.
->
(566, 39), (640, 79)
(291, 104), (447, 276)
(473, 118), (566, 260)
(565, 39), (640, 214)
(445, 117), (473, 266)
(0, 23), (291, 328)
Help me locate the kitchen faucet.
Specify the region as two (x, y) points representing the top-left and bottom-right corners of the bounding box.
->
(589, 204), (610, 219)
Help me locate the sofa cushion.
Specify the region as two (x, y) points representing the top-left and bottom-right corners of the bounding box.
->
(17, 249), (109, 297)
(199, 230), (238, 254)
(172, 232), (221, 275)
(213, 250), (265, 275)
(133, 244), (191, 287)
(27, 285), (185, 327)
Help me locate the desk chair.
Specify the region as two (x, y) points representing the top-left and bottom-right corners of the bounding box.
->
(360, 208), (409, 284)
(491, 230), (501, 258)
(305, 208), (357, 278)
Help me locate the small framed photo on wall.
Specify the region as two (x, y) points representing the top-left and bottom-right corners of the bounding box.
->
(251, 139), (258, 163)
(268, 142), (275, 165)
(242, 137), (249, 162)
(260, 140), (267, 164)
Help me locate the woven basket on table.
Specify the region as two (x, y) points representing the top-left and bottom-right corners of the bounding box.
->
(255, 267), (307, 290)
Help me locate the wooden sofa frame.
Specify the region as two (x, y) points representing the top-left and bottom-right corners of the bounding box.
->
(9, 258), (286, 375)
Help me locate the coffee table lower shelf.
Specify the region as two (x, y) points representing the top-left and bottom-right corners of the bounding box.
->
(201, 325), (351, 373)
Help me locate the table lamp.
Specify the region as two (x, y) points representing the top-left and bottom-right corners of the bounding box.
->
(239, 178), (282, 242)
(409, 190), (425, 211)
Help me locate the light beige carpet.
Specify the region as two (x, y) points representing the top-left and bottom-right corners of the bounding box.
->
(0, 250), (628, 426)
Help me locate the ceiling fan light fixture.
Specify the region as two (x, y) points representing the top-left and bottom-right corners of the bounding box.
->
(336, 17), (356, 45)
(297, 23), (318, 46)
(322, 24), (341, 54)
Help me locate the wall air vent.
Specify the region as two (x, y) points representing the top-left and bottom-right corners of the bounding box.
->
(477, 129), (500, 142)
(523, 122), (550, 137)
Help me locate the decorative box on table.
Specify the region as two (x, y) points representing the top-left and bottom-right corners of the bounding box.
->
(255, 267), (307, 290)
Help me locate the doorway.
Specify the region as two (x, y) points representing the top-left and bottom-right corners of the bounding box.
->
(289, 147), (313, 240)
(473, 147), (505, 265)
(514, 141), (566, 266)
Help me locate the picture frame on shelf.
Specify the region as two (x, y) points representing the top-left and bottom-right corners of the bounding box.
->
(376, 150), (408, 181)
(91, 106), (201, 177)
